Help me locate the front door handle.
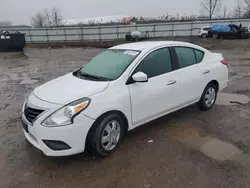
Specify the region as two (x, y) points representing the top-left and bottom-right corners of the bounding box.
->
(167, 80), (176, 85)
(203, 70), (210, 74)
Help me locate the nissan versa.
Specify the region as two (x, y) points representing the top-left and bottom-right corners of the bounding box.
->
(21, 41), (228, 157)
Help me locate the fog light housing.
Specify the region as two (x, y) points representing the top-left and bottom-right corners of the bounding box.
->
(43, 140), (71, 151)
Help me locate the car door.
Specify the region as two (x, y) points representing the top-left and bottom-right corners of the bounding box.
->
(173, 46), (206, 105)
(128, 47), (181, 126)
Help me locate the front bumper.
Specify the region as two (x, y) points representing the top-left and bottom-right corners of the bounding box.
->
(21, 93), (95, 157)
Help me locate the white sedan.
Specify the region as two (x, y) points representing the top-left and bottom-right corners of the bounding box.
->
(21, 41), (228, 157)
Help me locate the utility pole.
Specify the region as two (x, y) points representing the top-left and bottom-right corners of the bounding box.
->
(210, 0), (212, 19)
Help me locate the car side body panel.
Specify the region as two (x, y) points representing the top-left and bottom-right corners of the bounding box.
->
(82, 43), (228, 131)
(81, 79), (133, 129)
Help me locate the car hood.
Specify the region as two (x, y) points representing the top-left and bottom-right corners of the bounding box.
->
(33, 73), (110, 104)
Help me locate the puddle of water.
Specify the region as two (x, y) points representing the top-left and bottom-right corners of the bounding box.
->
(19, 79), (38, 85)
(199, 138), (242, 161)
(0, 52), (28, 60)
(167, 126), (242, 161)
(216, 93), (250, 106)
(167, 127), (208, 148)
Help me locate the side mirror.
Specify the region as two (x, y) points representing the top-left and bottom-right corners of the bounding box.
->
(132, 72), (148, 83)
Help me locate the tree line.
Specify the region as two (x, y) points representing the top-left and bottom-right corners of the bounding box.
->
(31, 7), (62, 28)
(31, 0), (250, 28)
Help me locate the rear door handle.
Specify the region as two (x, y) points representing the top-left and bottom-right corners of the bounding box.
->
(203, 70), (210, 74)
(167, 80), (176, 85)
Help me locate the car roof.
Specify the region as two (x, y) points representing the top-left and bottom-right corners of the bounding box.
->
(110, 41), (196, 51)
(202, 26), (211, 28)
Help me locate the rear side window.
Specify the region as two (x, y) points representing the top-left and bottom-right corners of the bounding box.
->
(194, 49), (204, 63)
(203, 27), (211, 31)
(175, 47), (197, 68)
(134, 48), (172, 78)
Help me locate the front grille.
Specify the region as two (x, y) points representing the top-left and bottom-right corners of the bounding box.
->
(24, 106), (44, 123)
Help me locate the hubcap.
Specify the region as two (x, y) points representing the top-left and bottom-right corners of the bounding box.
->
(204, 87), (216, 107)
(101, 120), (121, 151)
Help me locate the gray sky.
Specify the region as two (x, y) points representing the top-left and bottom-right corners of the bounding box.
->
(1, 0), (236, 25)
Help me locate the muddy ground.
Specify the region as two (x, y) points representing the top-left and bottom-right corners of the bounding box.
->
(0, 42), (250, 188)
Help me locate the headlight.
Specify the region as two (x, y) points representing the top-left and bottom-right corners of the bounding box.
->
(42, 98), (91, 127)
(22, 99), (27, 112)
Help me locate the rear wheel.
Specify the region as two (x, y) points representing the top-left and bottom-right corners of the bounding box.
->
(89, 113), (125, 157)
(197, 83), (218, 111)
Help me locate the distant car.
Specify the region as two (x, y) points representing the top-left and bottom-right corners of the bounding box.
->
(125, 30), (149, 41)
(209, 24), (249, 39)
(199, 26), (211, 38)
(243, 26), (250, 34)
(21, 41), (228, 157)
(1, 30), (9, 34)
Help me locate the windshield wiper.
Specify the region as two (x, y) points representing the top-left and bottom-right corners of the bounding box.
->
(79, 72), (100, 80)
(78, 71), (112, 81)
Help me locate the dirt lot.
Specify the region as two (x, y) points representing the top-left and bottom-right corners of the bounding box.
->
(0, 42), (250, 188)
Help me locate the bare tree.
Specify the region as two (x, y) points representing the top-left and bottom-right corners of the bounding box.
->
(223, 5), (228, 18)
(201, 0), (221, 19)
(31, 7), (63, 27)
(51, 7), (62, 27)
(233, 0), (243, 18)
(44, 8), (52, 27)
(31, 11), (47, 28)
(242, 0), (250, 17)
(243, 0), (250, 9)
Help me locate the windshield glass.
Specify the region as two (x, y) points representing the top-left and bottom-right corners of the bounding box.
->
(79, 49), (140, 80)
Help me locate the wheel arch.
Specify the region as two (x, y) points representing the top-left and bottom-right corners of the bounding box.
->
(200, 80), (219, 100)
(207, 80), (219, 91)
(85, 110), (129, 148)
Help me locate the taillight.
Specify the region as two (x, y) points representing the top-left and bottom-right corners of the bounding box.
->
(220, 60), (228, 66)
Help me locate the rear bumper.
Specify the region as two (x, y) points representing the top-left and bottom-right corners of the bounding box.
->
(220, 83), (227, 91)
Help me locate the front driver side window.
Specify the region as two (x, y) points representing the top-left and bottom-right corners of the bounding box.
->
(134, 48), (172, 79)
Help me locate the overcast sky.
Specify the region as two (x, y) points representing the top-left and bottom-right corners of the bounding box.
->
(1, 0), (236, 25)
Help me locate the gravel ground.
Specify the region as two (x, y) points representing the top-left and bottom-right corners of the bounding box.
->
(0, 45), (250, 188)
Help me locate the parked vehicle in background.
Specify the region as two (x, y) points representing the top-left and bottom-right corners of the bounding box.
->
(199, 26), (211, 38)
(209, 24), (249, 39)
(243, 25), (250, 33)
(125, 30), (149, 41)
(20, 41), (228, 157)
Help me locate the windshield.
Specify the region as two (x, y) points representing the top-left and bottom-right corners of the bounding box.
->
(79, 49), (140, 80)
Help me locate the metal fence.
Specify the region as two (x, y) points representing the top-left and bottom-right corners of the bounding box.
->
(2, 18), (250, 43)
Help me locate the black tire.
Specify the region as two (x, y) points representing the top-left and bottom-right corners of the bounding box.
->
(212, 33), (219, 39)
(201, 33), (207, 38)
(197, 83), (218, 111)
(89, 113), (125, 157)
(125, 34), (132, 41)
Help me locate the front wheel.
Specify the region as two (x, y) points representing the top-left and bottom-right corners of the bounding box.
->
(89, 113), (125, 157)
(201, 33), (207, 38)
(197, 83), (218, 111)
(212, 33), (219, 39)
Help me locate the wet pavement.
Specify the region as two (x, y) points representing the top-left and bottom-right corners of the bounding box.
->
(216, 93), (250, 106)
(0, 47), (250, 188)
